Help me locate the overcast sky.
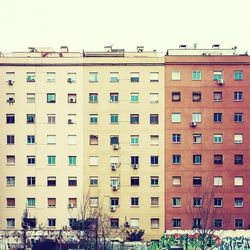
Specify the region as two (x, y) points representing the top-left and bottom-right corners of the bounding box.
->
(1, 0), (250, 53)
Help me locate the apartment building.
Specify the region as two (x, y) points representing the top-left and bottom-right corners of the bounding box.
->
(165, 46), (250, 230)
(0, 46), (165, 241)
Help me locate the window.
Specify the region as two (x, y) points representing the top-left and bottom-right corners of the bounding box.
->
(69, 218), (77, 227)
(47, 114), (56, 124)
(68, 177), (77, 186)
(6, 176), (15, 187)
(214, 198), (223, 207)
(234, 219), (243, 228)
(172, 155), (181, 165)
(27, 177), (36, 186)
(214, 154), (223, 164)
(171, 70), (181, 80)
(130, 218), (139, 228)
(172, 197), (181, 207)
(131, 177), (139, 186)
(68, 114), (76, 124)
(172, 92), (181, 102)
(150, 176), (159, 187)
(67, 72), (77, 83)
(27, 198), (36, 207)
(214, 177), (223, 186)
(150, 114), (159, 124)
(6, 155), (15, 165)
(110, 72), (119, 82)
(6, 72), (15, 84)
(234, 134), (243, 144)
(7, 135), (15, 145)
(6, 93), (15, 103)
(130, 114), (139, 124)
(110, 135), (119, 145)
(26, 72), (35, 82)
(47, 72), (56, 83)
(68, 198), (77, 208)
(234, 176), (243, 186)
(172, 113), (181, 123)
(213, 113), (222, 123)
(47, 93), (56, 103)
(6, 114), (15, 124)
(193, 177), (202, 186)
(130, 93), (139, 103)
(150, 156), (159, 165)
(110, 92), (119, 102)
(193, 218), (202, 228)
(192, 113), (202, 123)
(47, 135), (56, 145)
(150, 93), (159, 103)
(234, 154), (243, 165)
(131, 156), (139, 165)
(68, 135), (77, 145)
(214, 92), (222, 102)
(48, 198), (56, 207)
(27, 93), (35, 103)
(193, 134), (202, 144)
(68, 93), (77, 103)
(47, 177), (56, 186)
(7, 218), (15, 228)
(214, 219), (223, 228)
(27, 114), (35, 124)
(48, 218), (56, 227)
(27, 135), (35, 144)
(192, 71), (201, 80)
(172, 176), (181, 186)
(193, 197), (202, 207)
(131, 197), (139, 206)
(214, 134), (223, 143)
(235, 198), (243, 208)
(89, 114), (98, 124)
(193, 155), (202, 165)
(234, 70), (243, 80)
(234, 91), (243, 102)
(89, 72), (98, 82)
(89, 93), (98, 103)
(130, 72), (139, 82)
(89, 176), (98, 186)
(89, 197), (98, 207)
(131, 135), (139, 145)
(172, 219), (181, 228)
(110, 197), (119, 206)
(68, 156), (77, 166)
(7, 198), (15, 207)
(89, 156), (98, 166)
(192, 92), (201, 102)
(234, 113), (243, 122)
(30, 160), (41, 173)
(110, 114), (118, 124)
(213, 70), (223, 80)
(47, 155), (56, 165)
(150, 197), (159, 206)
(150, 72), (159, 82)
(150, 135), (159, 145)
(110, 218), (119, 228)
(151, 218), (160, 229)
(110, 177), (120, 188)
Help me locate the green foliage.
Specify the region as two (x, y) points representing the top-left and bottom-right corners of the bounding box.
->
(126, 229), (145, 241)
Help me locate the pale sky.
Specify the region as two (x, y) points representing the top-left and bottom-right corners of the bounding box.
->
(1, 0), (250, 53)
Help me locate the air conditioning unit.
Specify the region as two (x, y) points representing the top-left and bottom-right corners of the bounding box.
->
(110, 206), (116, 212)
(217, 79), (224, 85)
(113, 144), (120, 150)
(8, 80), (14, 85)
(111, 163), (117, 171)
(7, 98), (15, 103)
(68, 119), (73, 124)
(112, 185), (119, 191)
(68, 204), (74, 208)
(69, 98), (75, 103)
(131, 164), (139, 169)
(190, 121), (197, 127)
(67, 78), (72, 83)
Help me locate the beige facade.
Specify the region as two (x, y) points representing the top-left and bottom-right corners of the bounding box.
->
(0, 47), (165, 240)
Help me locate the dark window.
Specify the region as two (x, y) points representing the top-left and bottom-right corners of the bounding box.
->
(110, 136), (119, 145)
(130, 177), (139, 186)
(27, 114), (35, 124)
(193, 218), (201, 228)
(110, 218), (119, 228)
(172, 155), (181, 164)
(235, 219), (243, 228)
(234, 113), (243, 122)
(110, 93), (119, 102)
(172, 92), (181, 102)
(7, 135), (15, 144)
(234, 71), (243, 81)
(214, 219), (223, 228)
(172, 134), (181, 143)
(214, 154), (223, 164)
(130, 114), (139, 124)
(27, 177), (36, 186)
(47, 93), (56, 103)
(213, 92), (222, 102)
(150, 114), (159, 124)
(192, 92), (201, 102)
(172, 219), (181, 228)
(193, 197), (202, 207)
(68, 177), (77, 186)
(214, 198), (223, 207)
(89, 93), (98, 103)
(234, 154), (243, 165)
(193, 155), (202, 164)
(234, 91), (243, 101)
(214, 113), (222, 123)
(47, 177), (56, 186)
(131, 156), (139, 165)
(6, 114), (15, 124)
(150, 156), (159, 165)
(193, 177), (202, 186)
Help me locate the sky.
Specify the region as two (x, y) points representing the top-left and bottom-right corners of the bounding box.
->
(1, 0), (250, 54)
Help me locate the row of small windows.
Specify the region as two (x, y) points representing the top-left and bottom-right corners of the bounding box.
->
(172, 91), (244, 102)
(170, 154), (244, 165)
(4, 72), (159, 84)
(171, 70), (243, 81)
